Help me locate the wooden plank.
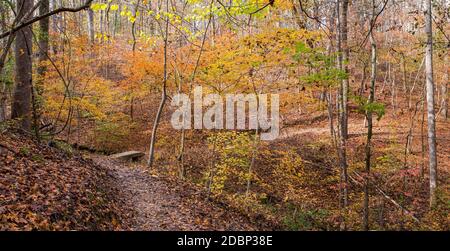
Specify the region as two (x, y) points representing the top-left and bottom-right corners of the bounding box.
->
(110, 151), (145, 160)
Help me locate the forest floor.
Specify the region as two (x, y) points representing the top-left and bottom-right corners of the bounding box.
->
(0, 128), (269, 230)
(90, 156), (268, 230)
(1, 104), (448, 230)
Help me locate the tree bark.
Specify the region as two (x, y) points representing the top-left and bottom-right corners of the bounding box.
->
(341, 0), (349, 139)
(0, 1), (9, 122)
(38, 0), (50, 76)
(31, 0), (51, 141)
(11, 0), (33, 130)
(87, 8), (95, 44)
(424, 0), (438, 208)
(336, 0), (348, 211)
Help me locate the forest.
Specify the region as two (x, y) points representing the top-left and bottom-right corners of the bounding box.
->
(0, 0), (449, 231)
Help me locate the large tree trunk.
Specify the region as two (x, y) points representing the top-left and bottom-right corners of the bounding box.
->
(335, 0), (349, 219)
(11, 0), (33, 130)
(424, 0), (438, 208)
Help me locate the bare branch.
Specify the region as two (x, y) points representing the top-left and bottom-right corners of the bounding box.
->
(0, 0), (94, 39)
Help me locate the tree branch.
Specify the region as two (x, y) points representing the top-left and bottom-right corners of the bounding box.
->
(0, 0), (94, 39)
(249, 0), (275, 15)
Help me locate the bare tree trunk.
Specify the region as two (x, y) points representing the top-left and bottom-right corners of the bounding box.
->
(50, 0), (59, 54)
(112, 1), (120, 38)
(128, 1), (140, 124)
(440, 53), (448, 119)
(424, 0), (438, 208)
(131, 0), (140, 51)
(326, 6), (337, 148)
(87, 9), (95, 44)
(31, 0), (51, 141)
(336, 0), (349, 212)
(359, 62), (367, 95)
(12, 0), (33, 130)
(147, 0), (169, 168)
(401, 54), (408, 94)
(327, 90), (337, 148)
(363, 1), (377, 230)
(341, 0), (349, 140)
(0, 89), (6, 122)
(0, 1), (9, 122)
(99, 4), (104, 42)
(38, 0), (50, 75)
(420, 86), (426, 180)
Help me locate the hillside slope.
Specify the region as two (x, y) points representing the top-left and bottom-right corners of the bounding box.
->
(0, 130), (131, 230)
